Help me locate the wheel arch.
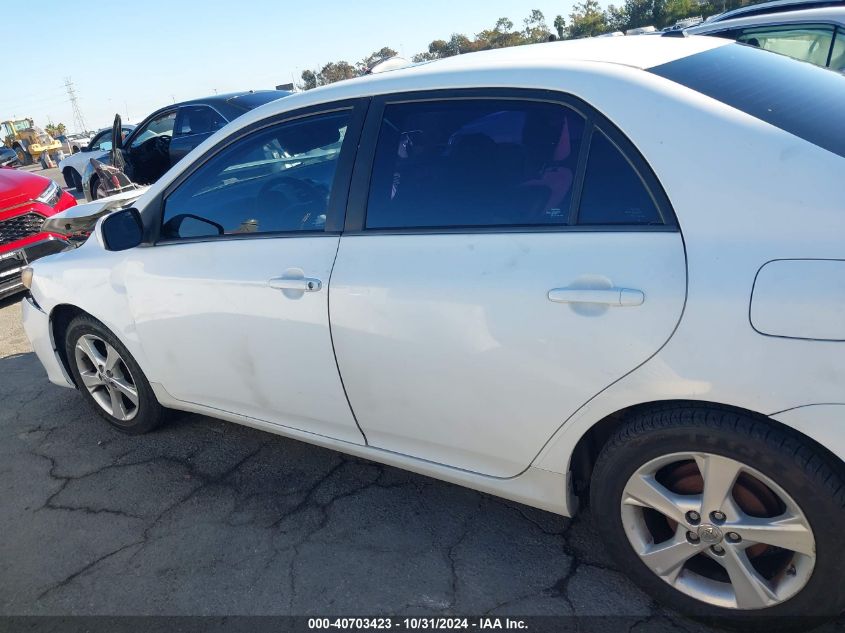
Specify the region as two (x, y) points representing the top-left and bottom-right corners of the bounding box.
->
(50, 303), (87, 387)
(565, 399), (845, 508)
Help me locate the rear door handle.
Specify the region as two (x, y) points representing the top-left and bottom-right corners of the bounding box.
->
(268, 277), (322, 292)
(547, 287), (644, 307)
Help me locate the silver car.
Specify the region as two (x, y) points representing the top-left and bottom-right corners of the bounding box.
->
(688, 6), (845, 71)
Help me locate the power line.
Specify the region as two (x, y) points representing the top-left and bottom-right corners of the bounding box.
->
(64, 77), (88, 133)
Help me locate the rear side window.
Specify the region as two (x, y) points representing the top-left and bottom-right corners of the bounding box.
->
(364, 97), (668, 230)
(649, 43), (845, 159)
(578, 130), (660, 225)
(175, 106), (227, 137)
(366, 100), (586, 229)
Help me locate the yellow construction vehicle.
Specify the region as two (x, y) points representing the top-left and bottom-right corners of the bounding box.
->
(0, 118), (62, 166)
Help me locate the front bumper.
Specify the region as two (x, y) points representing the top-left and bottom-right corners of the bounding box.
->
(0, 237), (68, 300)
(21, 294), (75, 388)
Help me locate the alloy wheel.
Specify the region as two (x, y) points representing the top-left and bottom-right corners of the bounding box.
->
(73, 334), (139, 422)
(620, 452), (815, 610)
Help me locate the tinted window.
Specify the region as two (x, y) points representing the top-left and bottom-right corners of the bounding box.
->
(649, 43), (845, 159)
(161, 110), (351, 239)
(736, 25), (835, 67)
(578, 130), (660, 225)
(366, 100), (586, 229)
(176, 106), (227, 136)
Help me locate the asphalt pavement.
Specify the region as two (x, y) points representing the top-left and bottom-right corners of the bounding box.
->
(0, 169), (840, 630)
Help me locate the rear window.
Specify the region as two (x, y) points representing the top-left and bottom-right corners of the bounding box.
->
(226, 91), (290, 112)
(649, 43), (845, 159)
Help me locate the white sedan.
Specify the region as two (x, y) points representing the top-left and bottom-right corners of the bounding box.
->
(20, 35), (845, 622)
(58, 126), (134, 192)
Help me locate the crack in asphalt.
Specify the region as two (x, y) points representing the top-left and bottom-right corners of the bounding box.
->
(7, 304), (843, 629)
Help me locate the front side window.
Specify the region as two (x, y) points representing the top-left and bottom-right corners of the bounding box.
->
(175, 106), (227, 137)
(736, 24), (835, 67)
(87, 130), (111, 151)
(161, 110), (351, 239)
(131, 111), (177, 148)
(366, 99), (586, 229)
(829, 28), (845, 70)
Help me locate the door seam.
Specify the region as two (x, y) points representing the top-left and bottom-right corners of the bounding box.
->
(326, 235), (369, 445)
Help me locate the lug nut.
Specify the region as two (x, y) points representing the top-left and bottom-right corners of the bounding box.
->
(686, 511), (701, 525)
(687, 531), (700, 543)
(711, 545), (725, 555)
(726, 532), (741, 543)
(710, 511), (726, 523)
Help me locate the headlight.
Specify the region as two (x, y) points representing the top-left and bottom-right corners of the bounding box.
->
(21, 267), (33, 290)
(35, 180), (61, 207)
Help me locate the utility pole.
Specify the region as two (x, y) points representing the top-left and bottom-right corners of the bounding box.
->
(64, 77), (88, 134)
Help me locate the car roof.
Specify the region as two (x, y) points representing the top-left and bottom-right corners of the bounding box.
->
(704, 0), (845, 22)
(691, 5), (845, 31)
(173, 90), (287, 109)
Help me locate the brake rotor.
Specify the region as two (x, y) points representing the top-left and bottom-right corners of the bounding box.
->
(661, 460), (782, 558)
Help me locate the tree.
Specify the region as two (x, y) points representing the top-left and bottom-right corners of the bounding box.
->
(567, 0), (609, 38)
(358, 46), (399, 73)
(523, 9), (551, 42)
(45, 123), (66, 137)
(300, 69), (318, 91)
(554, 15), (567, 39)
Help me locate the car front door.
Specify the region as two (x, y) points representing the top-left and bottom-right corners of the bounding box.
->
(169, 105), (228, 163)
(125, 101), (368, 444)
(329, 91), (687, 477)
(124, 109), (177, 184)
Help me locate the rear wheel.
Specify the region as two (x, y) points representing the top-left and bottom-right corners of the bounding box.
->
(65, 314), (164, 434)
(62, 168), (75, 189)
(590, 405), (845, 625)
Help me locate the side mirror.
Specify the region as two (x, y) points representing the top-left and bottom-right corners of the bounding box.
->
(101, 208), (143, 251)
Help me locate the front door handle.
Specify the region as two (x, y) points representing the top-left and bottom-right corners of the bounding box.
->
(268, 277), (322, 292)
(547, 287), (644, 307)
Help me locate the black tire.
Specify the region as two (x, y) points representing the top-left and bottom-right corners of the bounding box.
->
(89, 174), (100, 200)
(72, 169), (83, 192)
(64, 314), (164, 435)
(62, 168), (75, 189)
(590, 404), (845, 627)
(15, 146), (33, 166)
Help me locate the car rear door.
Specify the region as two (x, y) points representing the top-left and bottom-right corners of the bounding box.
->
(329, 90), (687, 477)
(125, 100), (369, 444)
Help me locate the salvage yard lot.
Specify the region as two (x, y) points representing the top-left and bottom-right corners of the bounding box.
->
(0, 286), (841, 629)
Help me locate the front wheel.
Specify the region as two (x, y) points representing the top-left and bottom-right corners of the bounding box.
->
(590, 406), (845, 624)
(15, 146), (33, 166)
(65, 314), (164, 434)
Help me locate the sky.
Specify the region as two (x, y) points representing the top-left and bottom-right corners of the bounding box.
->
(7, 1), (574, 134)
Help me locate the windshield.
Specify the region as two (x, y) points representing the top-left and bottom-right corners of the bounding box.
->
(12, 120), (32, 132)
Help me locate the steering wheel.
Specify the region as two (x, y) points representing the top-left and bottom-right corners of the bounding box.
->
(258, 176), (328, 231)
(135, 135), (170, 160)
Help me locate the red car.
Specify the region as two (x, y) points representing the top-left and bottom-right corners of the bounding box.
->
(0, 168), (75, 299)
